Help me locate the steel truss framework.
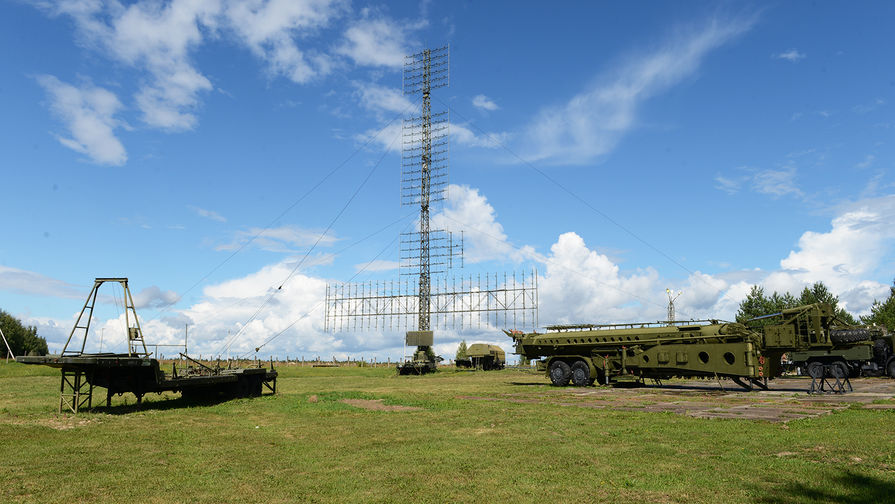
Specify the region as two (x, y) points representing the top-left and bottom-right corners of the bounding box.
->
(325, 271), (538, 332)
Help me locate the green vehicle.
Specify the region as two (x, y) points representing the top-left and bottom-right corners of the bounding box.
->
(455, 343), (506, 370)
(786, 329), (894, 379)
(397, 331), (442, 375)
(506, 304), (872, 391)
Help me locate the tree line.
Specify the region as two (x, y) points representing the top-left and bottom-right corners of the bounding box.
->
(1, 310), (48, 358)
(735, 279), (895, 331)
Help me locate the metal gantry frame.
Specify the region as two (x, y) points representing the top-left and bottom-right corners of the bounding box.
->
(61, 277), (148, 357)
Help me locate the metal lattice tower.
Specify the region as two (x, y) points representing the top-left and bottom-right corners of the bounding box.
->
(325, 46), (538, 369)
(403, 46), (450, 332)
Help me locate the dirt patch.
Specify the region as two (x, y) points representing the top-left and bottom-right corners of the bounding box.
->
(340, 399), (422, 412)
(461, 378), (895, 423)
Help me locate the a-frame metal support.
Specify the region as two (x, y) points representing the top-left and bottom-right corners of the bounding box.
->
(61, 278), (148, 357)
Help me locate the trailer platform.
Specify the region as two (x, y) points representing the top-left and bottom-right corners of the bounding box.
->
(18, 354), (277, 413)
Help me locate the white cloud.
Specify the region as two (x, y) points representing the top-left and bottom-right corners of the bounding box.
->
(774, 49), (805, 62)
(190, 205), (227, 222)
(714, 174), (744, 195)
(36, 75), (127, 165)
(132, 285), (180, 309)
(452, 123), (507, 148)
(335, 14), (420, 68)
(432, 184), (526, 264)
(223, 0), (346, 84)
(217, 225), (340, 253)
(751, 167), (802, 198)
(472, 94), (498, 111)
(353, 82), (415, 115)
(520, 15), (756, 165)
(41, 0), (346, 133)
(538, 232), (660, 323)
(355, 121), (403, 152)
(767, 195), (895, 312)
(0, 266), (86, 300)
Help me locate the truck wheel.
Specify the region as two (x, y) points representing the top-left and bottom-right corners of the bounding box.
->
(888, 360), (895, 379)
(806, 361), (824, 379)
(549, 360), (571, 386)
(571, 361), (590, 387)
(830, 329), (872, 344)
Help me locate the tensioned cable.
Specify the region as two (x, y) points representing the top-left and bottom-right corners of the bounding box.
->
(437, 97), (700, 280)
(218, 132), (402, 356)
(238, 218), (415, 358)
(186, 210), (418, 343)
(143, 96), (420, 326)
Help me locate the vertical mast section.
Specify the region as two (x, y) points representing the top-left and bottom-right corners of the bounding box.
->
(418, 48), (432, 332)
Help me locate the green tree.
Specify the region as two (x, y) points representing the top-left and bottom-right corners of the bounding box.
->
(861, 279), (895, 331)
(797, 282), (857, 324)
(0, 309), (48, 358)
(456, 340), (468, 361)
(736, 281), (857, 327)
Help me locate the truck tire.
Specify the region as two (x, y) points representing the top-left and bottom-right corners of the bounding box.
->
(549, 360), (571, 386)
(830, 329), (872, 344)
(806, 361), (824, 379)
(571, 361), (590, 387)
(888, 360), (895, 379)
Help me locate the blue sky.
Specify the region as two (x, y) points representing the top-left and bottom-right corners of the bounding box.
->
(1, 1), (893, 361)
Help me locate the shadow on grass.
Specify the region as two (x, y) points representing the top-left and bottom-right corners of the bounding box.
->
(755, 470), (895, 504)
(93, 393), (272, 415)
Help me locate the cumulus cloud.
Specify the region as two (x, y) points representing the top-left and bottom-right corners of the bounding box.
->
(36, 75), (127, 165)
(38, 0), (346, 135)
(765, 195), (895, 312)
(519, 15), (756, 165)
(774, 49), (805, 62)
(472, 94), (498, 111)
(224, 0), (346, 83)
(133, 285), (180, 309)
(431, 184), (529, 263)
(335, 13), (422, 68)
(353, 82), (415, 115)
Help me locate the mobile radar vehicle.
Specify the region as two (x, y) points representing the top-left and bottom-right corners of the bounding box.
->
(506, 303), (877, 392)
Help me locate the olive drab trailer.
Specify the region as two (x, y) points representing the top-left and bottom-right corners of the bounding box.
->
(455, 343), (506, 370)
(506, 303), (882, 393)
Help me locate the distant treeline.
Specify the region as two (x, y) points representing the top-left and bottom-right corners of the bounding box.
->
(1, 310), (48, 358)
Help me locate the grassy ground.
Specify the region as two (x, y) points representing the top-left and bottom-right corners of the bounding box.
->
(1, 361), (893, 503)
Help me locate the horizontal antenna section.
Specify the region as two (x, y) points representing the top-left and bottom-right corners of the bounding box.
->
(403, 46), (449, 95)
(399, 230), (463, 275)
(324, 270), (538, 333)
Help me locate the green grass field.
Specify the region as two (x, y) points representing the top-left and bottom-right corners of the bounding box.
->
(1, 361), (893, 503)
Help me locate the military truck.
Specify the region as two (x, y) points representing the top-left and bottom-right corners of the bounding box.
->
(506, 303), (873, 391)
(786, 329), (894, 379)
(455, 343), (506, 370)
(397, 330), (442, 375)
